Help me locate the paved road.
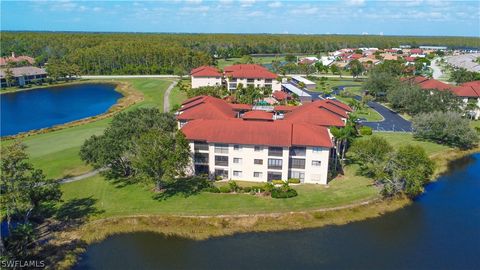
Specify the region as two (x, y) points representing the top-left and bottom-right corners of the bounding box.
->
(59, 168), (106, 184)
(430, 57), (444, 80)
(163, 80), (178, 112)
(306, 85), (412, 132)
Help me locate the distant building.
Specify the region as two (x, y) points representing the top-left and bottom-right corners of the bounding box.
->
(0, 52), (35, 67)
(191, 64), (281, 92)
(190, 66), (223, 88)
(0, 66), (47, 88)
(290, 75), (316, 90)
(419, 46), (448, 51)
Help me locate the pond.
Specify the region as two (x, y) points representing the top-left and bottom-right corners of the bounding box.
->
(0, 83), (122, 136)
(75, 153), (480, 269)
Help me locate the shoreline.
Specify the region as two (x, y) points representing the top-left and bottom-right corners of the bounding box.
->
(1, 80), (144, 141)
(44, 147), (479, 269)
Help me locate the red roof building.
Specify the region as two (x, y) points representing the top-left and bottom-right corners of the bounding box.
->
(224, 64), (277, 79)
(190, 66), (222, 77)
(272, 91), (291, 101)
(241, 110), (274, 121)
(0, 52), (35, 66)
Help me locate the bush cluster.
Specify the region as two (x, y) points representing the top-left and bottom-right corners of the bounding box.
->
(359, 126), (373, 136)
(271, 179), (284, 185)
(202, 181), (297, 199)
(287, 178), (301, 184)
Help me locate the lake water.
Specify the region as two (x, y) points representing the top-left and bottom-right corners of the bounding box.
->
(75, 154), (480, 270)
(0, 84), (122, 136)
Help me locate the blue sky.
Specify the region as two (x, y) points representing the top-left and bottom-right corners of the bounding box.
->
(2, 0), (479, 36)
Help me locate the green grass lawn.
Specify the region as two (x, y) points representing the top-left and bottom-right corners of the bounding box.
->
(334, 95), (383, 122)
(471, 120), (480, 129)
(169, 81), (188, 108)
(216, 56), (285, 69)
(60, 165), (379, 218)
(6, 78), (172, 179)
(311, 78), (364, 93)
(372, 132), (452, 156)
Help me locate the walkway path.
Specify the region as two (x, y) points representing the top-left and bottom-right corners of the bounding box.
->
(59, 168), (106, 184)
(163, 80), (178, 112)
(431, 58), (444, 80)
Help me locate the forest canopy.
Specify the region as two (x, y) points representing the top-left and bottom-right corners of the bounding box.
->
(1, 32), (478, 75)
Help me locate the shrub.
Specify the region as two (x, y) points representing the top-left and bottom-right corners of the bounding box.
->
(271, 179), (284, 185)
(215, 175), (223, 181)
(202, 186), (220, 193)
(287, 178), (301, 184)
(251, 185), (265, 192)
(228, 181), (242, 192)
(218, 185), (232, 193)
(263, 183), (275, 192)
(243, 186), (252, 193)
(271, 184), (298, 199)
(359, 126), (373, 136)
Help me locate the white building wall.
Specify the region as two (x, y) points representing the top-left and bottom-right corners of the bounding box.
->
(192, 142), (330, 184)
(226, 78), (281, 92)
(191, 76), (222, 89)
(461, 97), (480, 119)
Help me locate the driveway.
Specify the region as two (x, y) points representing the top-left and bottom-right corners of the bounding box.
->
(353, 95), (412, 132)
(304, 85), (412, 132)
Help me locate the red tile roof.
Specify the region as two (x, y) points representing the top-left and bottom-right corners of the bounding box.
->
(274, 105), (296, 112)
(404, 56), (416, 62)
(181, 119), (333, 148)
(410, 48), (423, 54)
(0, 55), (35, 66)
(224, 64), (277, 79)
(326, 99), (353, 112)
(242, 111), (273, 121)
(403, 76), (453, 91)
(284, 104), (346, 127)
(452, 81), (480, 97)
(190, 66), (222, 77)
(229, 103), (252, 111)
(272, 91), (290, 101)
(350, 54), (363, 60)
(177, 96), (236, 120)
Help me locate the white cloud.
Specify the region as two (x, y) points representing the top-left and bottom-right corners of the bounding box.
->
(180, 5), (210, 13)
(240, 0), (256, 7)
(185, 0), (203, 4)
(268, 1), (282, 8)
(248, 10), (264, 17)
(346, 0), (365, 6)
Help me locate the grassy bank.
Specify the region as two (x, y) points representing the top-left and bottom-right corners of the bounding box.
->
(61, 165), (379, 217)
(3, 78), (173, 179)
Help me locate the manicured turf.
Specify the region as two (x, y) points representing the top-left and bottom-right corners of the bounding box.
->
(60, 165), (379, 217)
(169, 82), (188, 109)
(471, 120), (480, 129)
(371, 132), (452, 156)
(10, 79), (172, 179)
(334, 95), (383, 122)
(216, 56), (285, 69)
(312, 78), (364, 92)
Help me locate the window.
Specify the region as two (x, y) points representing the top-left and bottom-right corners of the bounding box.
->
(254, 172), (263, 178)
(312, 147), (322, 153)
(267, 171), (282, 181)
(254, 159), (263, 165)
(268, 158), (283, 170)
(254, 146), (263, 152)
(194, 153), (209, 164)
(194, 141), (208, 151)
(233, 158), (242, 164)
(214, 144), (229, 154)
(289, 171), (305, 181)
(268, 147), (283, 157)
(265, 79), (272, 83)
(289, 147), (306, 156)
(247, 78), (254, 83)
(215, 169), (228, 179)
(233, 171), (242, 177)
(312, 160), (322, 166)
(233, 145), (242, 151)
(289, 158), (305, 169)
(215, 155), (228, 166)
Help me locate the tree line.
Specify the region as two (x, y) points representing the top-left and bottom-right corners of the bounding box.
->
(1, 32), (478, 75)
